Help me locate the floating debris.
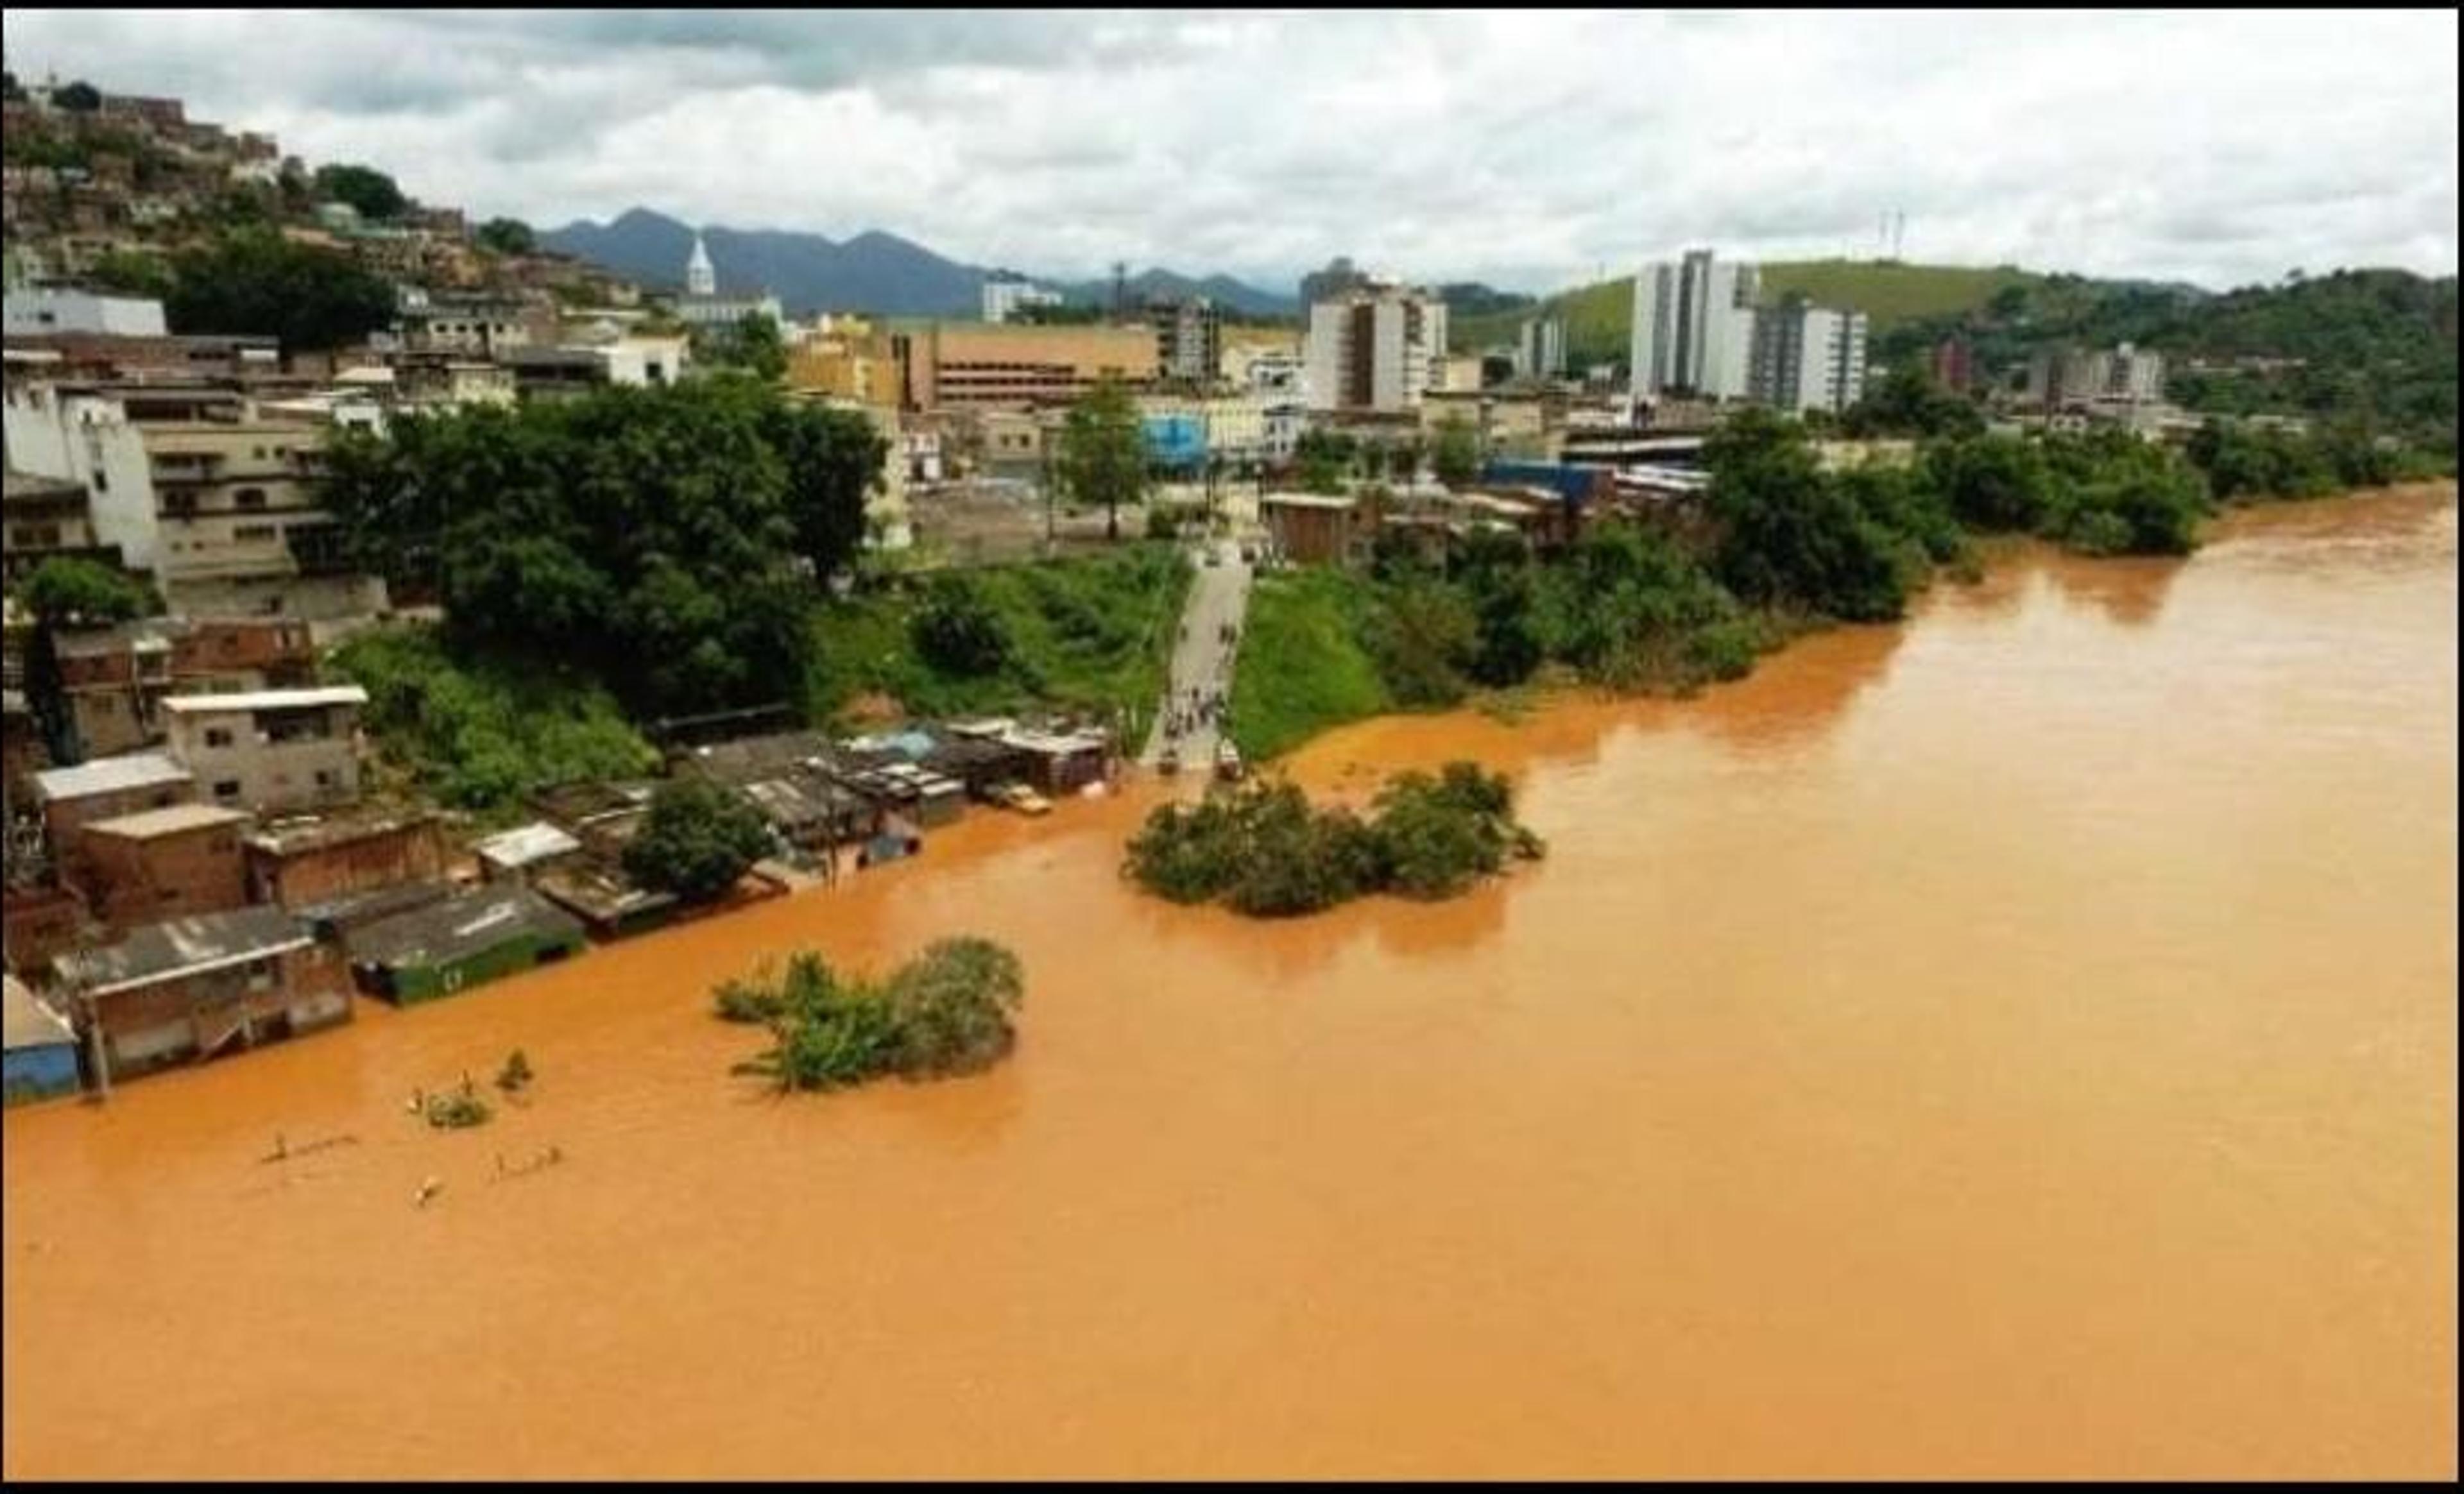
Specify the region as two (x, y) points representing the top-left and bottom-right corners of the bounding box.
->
(414, 1176), (444, 1209)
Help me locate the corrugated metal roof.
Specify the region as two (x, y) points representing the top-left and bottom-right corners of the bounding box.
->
(474, 822), (581, 869)
(3, 972), (76, 1052)
(55, 906), (312, 997)
(346, 886), (583, 970)
(31, 752), (192, 803)
(162, 686), (368, 715)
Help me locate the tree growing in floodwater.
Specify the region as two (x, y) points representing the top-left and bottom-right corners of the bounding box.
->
(719, 938), (1027, 1093)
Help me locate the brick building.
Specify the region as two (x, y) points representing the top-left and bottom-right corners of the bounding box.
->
(243, 810), (447, 908)
(30, 752), (196, 894)
(76, 802), (252, 931)
(52, 905), (350, 1080)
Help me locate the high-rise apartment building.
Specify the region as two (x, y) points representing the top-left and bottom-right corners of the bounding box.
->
(1630, 249), (1760, 402)
(1748, 294), (1870, 414)
(1517, 316), (1566, 381)
(1303, 282), (1450, 412)
(1147, 296), (1222, 386)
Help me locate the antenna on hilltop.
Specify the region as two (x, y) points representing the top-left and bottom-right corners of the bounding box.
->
(1111, 260), (1127, 321)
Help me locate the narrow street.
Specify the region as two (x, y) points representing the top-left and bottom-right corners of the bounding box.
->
(1141, 537), (1253, 772)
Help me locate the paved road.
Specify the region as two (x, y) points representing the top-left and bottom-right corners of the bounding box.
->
(1142, 539), (1253, 770)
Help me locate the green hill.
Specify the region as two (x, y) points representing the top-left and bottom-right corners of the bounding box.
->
(1450, 259), (2046, 366)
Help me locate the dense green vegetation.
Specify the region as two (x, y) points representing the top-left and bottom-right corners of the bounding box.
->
(1226, 408), (2265, 761)
(1123, 763), (1542, 917)
(805, 545), (1190, 730)
(718, 939), (1026, 1092)
(1227, 568), (1396, 760)
(311, 162), (409, 221)
(693, 310), (789, 381)
(1054, 376), (1148, 541)
(327, 625), (659, 811)
(475, 217), (536, 255)
(1884, 268), (2458, 455)
(162, 230), (398, 350)
(624, 777), (773, 903)
(321, 378), (884, 720)
(17, 557), (162, 765)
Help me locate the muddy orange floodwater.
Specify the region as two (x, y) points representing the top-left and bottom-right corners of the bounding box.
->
(5, 486), (2456, 1479)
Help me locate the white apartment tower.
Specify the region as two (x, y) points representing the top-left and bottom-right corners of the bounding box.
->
(1303, 281), (1450, 412)
(1748, 295), (1870, 414)
(1629, 248), (1760, 403)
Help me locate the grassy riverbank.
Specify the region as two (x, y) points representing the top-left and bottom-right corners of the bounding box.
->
(804, 544), (1192, 733)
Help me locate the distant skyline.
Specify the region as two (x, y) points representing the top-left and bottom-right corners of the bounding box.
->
(7, 9), (2457, 295)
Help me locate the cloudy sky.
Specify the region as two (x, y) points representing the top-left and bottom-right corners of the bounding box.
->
(9, 9), (2456, 295)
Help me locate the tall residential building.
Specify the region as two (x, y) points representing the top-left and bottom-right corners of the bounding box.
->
(2025, 342), (2166, 408)
(1146, 296), (1222, 386)
(980, 270), (1063, 324)
(1303, 281), (1450, 412)
(1516, 316), (1566, 381)
(1747, 295), (1869, 414)
(1629, 249), (1760, 402)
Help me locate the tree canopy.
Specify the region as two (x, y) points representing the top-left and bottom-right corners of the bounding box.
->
(319, 379), (882, 717)
(1055, 375), (1146, 540)
(475, 216), (536, 255)
(164, 230), (397, 350)
(624, 777), (773, 903)
(311, 162), (408, 221)
(17, 557), (154, 626)
(1432, 411), (1482, 486)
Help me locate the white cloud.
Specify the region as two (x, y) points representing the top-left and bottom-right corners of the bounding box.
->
(6, 8), (2454, 294)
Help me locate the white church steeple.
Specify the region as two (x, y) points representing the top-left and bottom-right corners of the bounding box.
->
(685, 231), (715, 298)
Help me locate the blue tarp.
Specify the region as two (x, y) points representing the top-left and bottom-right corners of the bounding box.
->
(1142, 414), (1208, 470)
(1478, 460), (1595, 505)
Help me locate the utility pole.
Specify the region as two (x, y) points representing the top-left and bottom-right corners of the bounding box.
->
(67, 919), (108, 1103)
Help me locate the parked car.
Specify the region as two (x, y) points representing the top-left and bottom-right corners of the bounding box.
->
(991, 781), (1052, 816)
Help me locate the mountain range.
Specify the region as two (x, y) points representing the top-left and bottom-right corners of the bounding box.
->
(540, 208), (1297, 319)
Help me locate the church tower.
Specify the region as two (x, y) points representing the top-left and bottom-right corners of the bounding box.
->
(685, 232), (716, 298)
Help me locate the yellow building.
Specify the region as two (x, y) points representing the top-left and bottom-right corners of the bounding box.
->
(889, 323), (1159, 412)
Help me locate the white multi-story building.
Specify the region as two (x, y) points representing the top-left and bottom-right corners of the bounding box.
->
(1749, 296), (1870, 414)
(980, 271), (1063, 325)
(1630, 249), (1760, 403)
(1, 377), (162, 571)
(3, 288), (170, 339)
(1303, 281), (1449, 412)
(1516, 316), (1566, 381)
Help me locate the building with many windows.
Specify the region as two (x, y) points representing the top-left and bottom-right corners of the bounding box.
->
(1303, 280), (1450, 412)
(1629, 249), (1760, 403)
(1748, 294), (1870, 414)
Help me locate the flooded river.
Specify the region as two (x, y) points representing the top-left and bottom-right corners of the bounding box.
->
(4, 486), (2454, 1479)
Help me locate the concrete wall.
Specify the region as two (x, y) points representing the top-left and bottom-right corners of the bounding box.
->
(79, 820), (250, 931)
(169, 703), (361, 814)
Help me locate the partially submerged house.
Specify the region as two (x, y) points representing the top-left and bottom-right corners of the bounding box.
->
(51, 905), (351, 1080)
(4, 972), (80, 1106)
(473, 822), (583, 886)
(243, 808), (447, 908)
(532, 856), (680, 941)
(345, 885), (586, 1005)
